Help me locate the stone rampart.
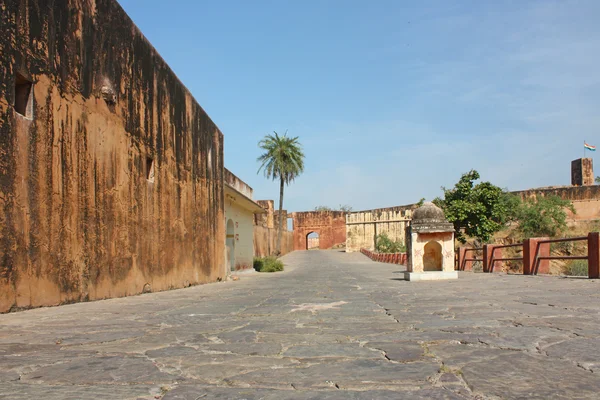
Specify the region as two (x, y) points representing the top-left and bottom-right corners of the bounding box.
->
(253, 199), (293, 257)
(253, 227), (294, 258)
(346, 205), (416, 252)
(0, 0), (225, 312)
(291, 211), (347, 250)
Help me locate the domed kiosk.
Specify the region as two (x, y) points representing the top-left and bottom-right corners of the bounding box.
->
(405, 202), (458, 281)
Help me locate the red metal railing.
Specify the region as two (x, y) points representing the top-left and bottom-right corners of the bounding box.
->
(458, 232), (600, 278)
(457, 247), (482, 271)
(532, 236), (588, 275)
(488, 243), (522, 273)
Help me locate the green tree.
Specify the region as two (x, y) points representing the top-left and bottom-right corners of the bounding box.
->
(516, 195), (575, 238)
(314, 206), (333, 211)
(595, 176), (600, 184)
(257, 131), (305, 255)
(437, 170), (519, 243)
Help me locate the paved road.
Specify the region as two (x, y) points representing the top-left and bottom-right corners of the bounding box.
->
(1, 250), (600, 399)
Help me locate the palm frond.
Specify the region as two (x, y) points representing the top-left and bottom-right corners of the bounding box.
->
(257, 131), (305, 184)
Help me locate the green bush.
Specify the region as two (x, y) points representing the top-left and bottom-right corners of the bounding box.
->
(375, 233), (406, 253)
(564, 260), (588, 276)
(253, 257), (264, 271)
(516, 195), (575, 239)
(253, 256), (284, 272)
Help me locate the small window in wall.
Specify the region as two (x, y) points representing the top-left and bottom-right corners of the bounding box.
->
(146, 157), (155, 183)
(14, 73), (33, 118)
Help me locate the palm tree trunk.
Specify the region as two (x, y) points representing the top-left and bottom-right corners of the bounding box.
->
(276, 176), (284, 255)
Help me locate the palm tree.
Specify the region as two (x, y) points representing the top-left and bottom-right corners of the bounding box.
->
(257, 131), (305, 255)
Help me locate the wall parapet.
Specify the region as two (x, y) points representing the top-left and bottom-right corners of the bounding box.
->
(361, 249), (407, 265)
(512, 185), (600, 202)
(224, 168), (254, 199)
(346, 203), (417, 253)
(291, 211), (347, 250)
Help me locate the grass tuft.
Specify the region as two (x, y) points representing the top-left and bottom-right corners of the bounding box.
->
(564, 260), (588, 276)
(253, 256), (284, 273)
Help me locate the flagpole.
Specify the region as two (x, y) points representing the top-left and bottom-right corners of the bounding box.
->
(584, 140), (586, 158)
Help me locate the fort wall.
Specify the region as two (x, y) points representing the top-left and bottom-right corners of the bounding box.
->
(291, 211), (346, 251)
(0, 0), (225, 312)
(346, 204), (415, 252)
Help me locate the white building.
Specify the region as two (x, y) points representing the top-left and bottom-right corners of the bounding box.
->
(224, 169), (265, 273)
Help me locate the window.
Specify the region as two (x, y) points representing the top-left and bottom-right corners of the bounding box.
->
(14, 73), (33, 118)
(146, 157), (155, 183)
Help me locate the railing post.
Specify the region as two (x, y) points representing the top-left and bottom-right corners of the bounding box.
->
(483, 245), (491, 273)
(524, 238), (550, 275)
(536, 238), (550, 275)
(456, 248), (462, 270)
(493, 246), (502, 272)
(523, 238), (536, 275)
(483, 244), (502, 273)
(588, 232), (600, 279)
(458, 247), (473, 271)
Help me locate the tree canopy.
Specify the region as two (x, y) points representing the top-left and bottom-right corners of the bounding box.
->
(257, 131), (304, 185)
(435, 170), (519, 243)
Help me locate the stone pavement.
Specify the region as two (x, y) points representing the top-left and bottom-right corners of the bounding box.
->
(1, 250), (599, 399)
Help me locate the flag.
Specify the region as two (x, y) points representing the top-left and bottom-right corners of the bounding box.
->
(584, 142), (596, 151)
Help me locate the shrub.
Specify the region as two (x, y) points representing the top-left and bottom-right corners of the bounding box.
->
(551, 241), (573, 255)
(253, 257), (264, 271)
(516, 195), (575, 238)
(253, 256), (284, 272)
(375, 233), (406, 253)
(564, 260), (588, 276)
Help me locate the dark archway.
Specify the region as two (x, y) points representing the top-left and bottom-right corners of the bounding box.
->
(306, 231), (320, 250)
(423, 241), (442, 271)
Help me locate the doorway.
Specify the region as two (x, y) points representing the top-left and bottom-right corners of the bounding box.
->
(306, 232), (320, 250)
(226, 219), (235, 271)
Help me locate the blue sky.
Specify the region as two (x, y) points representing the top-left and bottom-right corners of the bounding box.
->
(119, 0), (600, 212)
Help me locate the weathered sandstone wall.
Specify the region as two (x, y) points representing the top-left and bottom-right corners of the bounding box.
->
(0, 0), (225, 312)
(253, 227), (294, 258)
(346, 205), (415, 252)
(291, 211), (346, 250)
(253, 199), (293, 257)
